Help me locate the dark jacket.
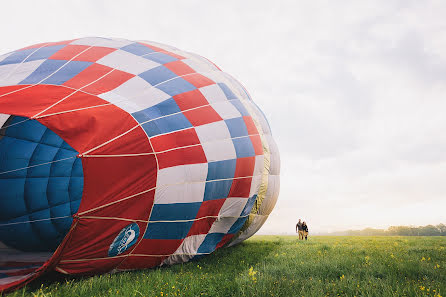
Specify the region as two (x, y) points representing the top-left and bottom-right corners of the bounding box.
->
(296, 222), (303, 231)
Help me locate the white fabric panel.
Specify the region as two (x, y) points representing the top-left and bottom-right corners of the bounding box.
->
(0, 52), (11, 64)
(156, 163), (208, 186)
(163, 234), (206, 265)
(0, 59), (46, 87)
(195, 121), (231, 143)
(208, 217), (238, 234)
(98, 92), (140, 113)
(129, 87), (171, 114)
(138, 40), (180, 52)
(70, 37), (133, 49)
(108, 76), (154, 98)
(219, 198), (248, 217)
(154, 182), (205, 204)
(199, 84), (227, 104)
(266, 135), (281, 175)
(260, 175), (280, 215)
(212, 101), (241, 120)
(97, 50), (160, 75)
(251, 104), (271, 135)
(249, 175), (262, 197)
(253, 155), (264, 177)
(182, 53), (220, 72)
(99, 87), (170, 115)
(201, 138), (236, 163)
(0, 114), (10, 127)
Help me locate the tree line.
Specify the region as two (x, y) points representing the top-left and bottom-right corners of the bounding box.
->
(327, 223), (446, 236)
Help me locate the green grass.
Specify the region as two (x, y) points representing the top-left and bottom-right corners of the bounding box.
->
(9, 236), (446, 297)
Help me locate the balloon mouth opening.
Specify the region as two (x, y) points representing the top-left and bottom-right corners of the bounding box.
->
(0, 113), (84, 284)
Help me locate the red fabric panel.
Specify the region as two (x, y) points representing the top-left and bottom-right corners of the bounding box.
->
(38, 104), (137, 153)
(216, 234), (234, 249)
(183, 105), (222, 126)
(49, 45), (89, 60)
(56, 258), (123, 275)
(234, 156), (255, 178)
(88, 126), (153, 155)
(74, 47), (117, 62)
(228, 177), (252, 198)
(81, 69), (134, 95)
(165, 60), (195, 76)
(243, 116), (258, 135)
(132, 239), (182, 255)
(173, 89), (208, 111)
(38, 91), (107, 117)
(151, 128), (200, 153)
(63, 63), (113, 89)
(79, 155), (156, 212)
(82, 191), (155, 221)
(0, 85), (74, 117)
(188, 199), (225, 236)
(183, 73), (214, 88)
(196, 199), (225, 218)
(187, 217), (216, 236)
(59, 219), (146, 261)
(250, 135), (263, 155)
(0, 85), (31, 96)
(157, 145), (207, 169)
(117, 255), (164, 270)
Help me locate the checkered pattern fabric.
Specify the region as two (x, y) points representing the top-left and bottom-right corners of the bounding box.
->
(0, 37), (280, 290)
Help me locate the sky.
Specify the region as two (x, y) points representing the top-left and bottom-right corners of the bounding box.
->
(1, 0), (445, 234)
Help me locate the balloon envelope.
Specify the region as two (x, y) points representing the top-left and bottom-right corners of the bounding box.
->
(0, 37), (280, 292)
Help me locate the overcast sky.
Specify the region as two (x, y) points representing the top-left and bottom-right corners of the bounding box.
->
(1, 0), (445, 234)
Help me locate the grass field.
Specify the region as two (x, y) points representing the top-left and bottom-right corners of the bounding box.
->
(10, 236), (446, 297)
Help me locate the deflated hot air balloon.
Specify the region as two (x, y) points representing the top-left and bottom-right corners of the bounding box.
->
(0, 37), (280, 292)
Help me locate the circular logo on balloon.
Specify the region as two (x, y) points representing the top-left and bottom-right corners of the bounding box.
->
(108, 223), (140, 257)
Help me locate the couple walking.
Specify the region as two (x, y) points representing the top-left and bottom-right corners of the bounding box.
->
(296, 219), (309, 240)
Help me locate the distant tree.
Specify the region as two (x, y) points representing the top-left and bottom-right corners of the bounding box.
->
(328, 223), (446, 236)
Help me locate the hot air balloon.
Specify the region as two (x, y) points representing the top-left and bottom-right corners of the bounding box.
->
(0, 37), (280, 292)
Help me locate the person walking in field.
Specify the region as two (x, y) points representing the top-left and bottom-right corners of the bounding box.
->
(296, 219), (304, 240)
(302, 221), (309, 240)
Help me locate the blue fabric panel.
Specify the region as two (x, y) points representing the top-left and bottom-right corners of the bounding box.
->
(228, 217), (248, 234)
(203, 180), (233, 201)
(20, 59), (67, 84)
(225, 117), (249, 138)
(143, 221), (193, 240)
(139, 66), (177, 85)
(157, 77), (196, 97)
(197, 233), (225, 254)
(206, 159), (236, 181)
(150, 202), (201, 221)
(42, 60), (92, 85)
(40, 128), (64, 147)
(144, 52), (177, 64)
(0, 179), (27, 218)
(141, 112), (192, 137)
(241, 194), (257, 216)
(0, 116), (84, 252)
(0, 49), (35, 66)
(132, 98), (179, 123)
(6, 117), (46, 142)
(218, 83), (237, 99)
(230, 100), (249, 116)
(232, 137), (255, 158)
(121, 43), (155, 56)
(27, 45), (66, 62)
